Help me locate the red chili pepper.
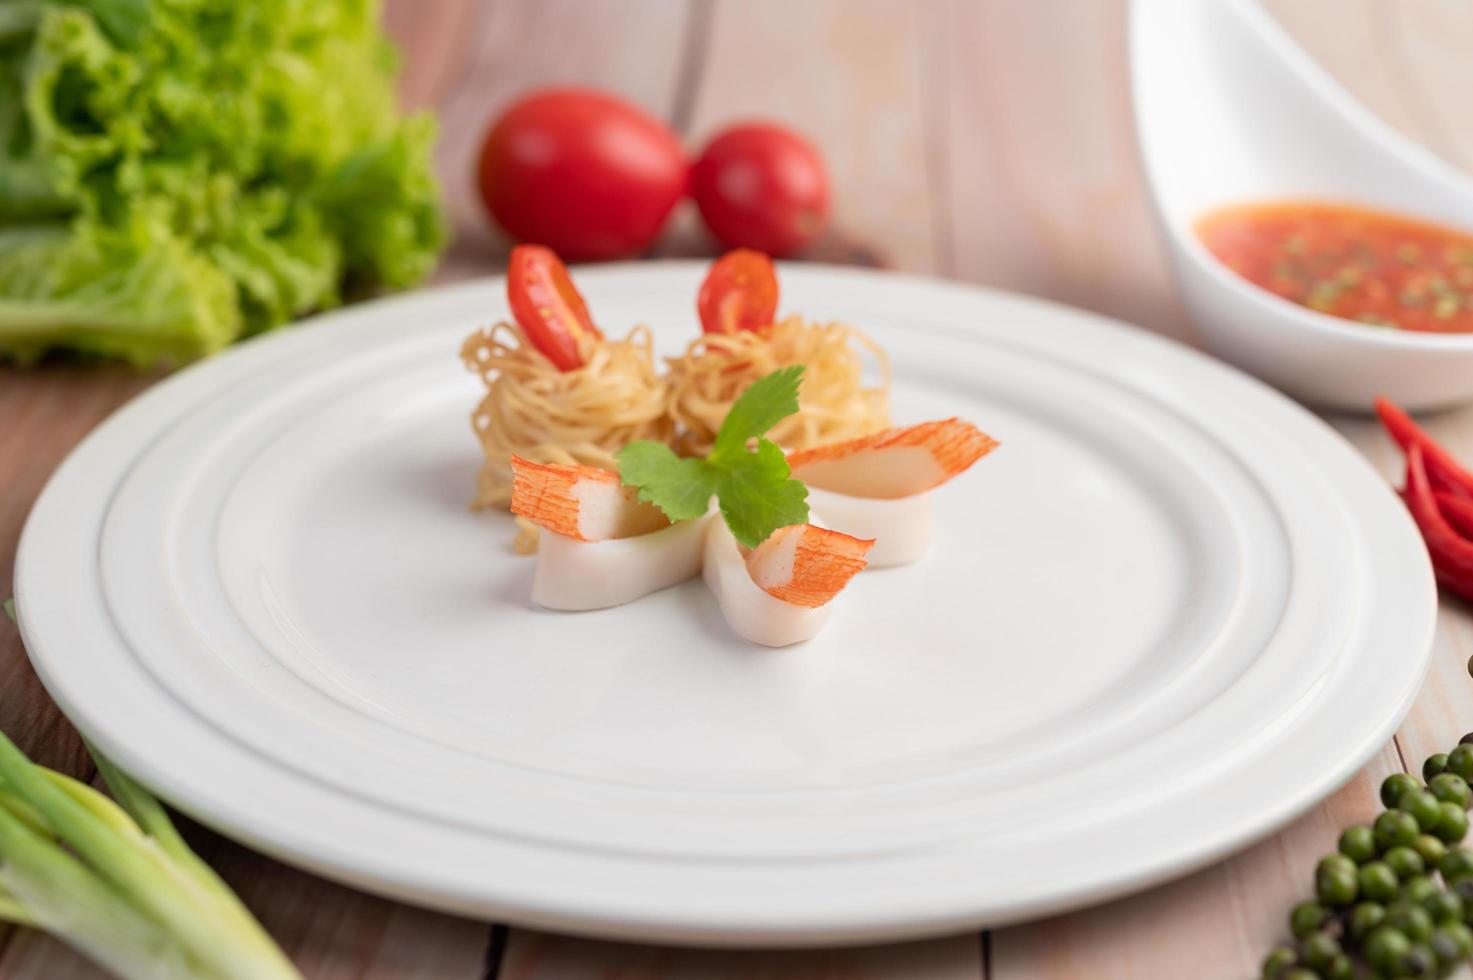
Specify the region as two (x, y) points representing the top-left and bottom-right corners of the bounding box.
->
(1376, 396), (1473, 499)
(1404, 444), (1473, 600)
(1436, 490), (1473, 540)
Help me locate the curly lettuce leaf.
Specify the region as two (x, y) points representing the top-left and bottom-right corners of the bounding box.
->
(0, 218), (238, 365)
(0, 0), (445, 367)
(316, 114), (443, 290)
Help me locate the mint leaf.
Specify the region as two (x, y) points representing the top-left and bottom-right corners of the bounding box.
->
(711, 365), (805, 461)
(2, 598), (12, 623)
(616, 441), (717, 521)
(618, 368), (810, 548)
(715, 438), (809, 548)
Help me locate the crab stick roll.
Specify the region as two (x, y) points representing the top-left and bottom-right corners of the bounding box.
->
(510, 457), (710, 610)
(787, 419), (998, 567)
(703, 519), (873, 647)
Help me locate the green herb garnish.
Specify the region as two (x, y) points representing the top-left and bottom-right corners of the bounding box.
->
(0, 733), (300, 979)
(618, 366), (810, 548)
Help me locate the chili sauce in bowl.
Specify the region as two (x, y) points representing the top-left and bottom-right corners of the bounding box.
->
(1196, 202), (1473, 334)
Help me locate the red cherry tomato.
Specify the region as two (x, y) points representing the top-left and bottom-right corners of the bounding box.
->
(478, 89), (687, 261)
(507, 245), (602, 371)
(698, 249), (779, 334)
(689, 123), (830, 257)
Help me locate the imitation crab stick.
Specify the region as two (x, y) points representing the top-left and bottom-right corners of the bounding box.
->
(703, 519), (873, 647)
(786, 418), (998, 566)
(510, 456), (670, 541)
(510, 457), (710, 610)
(744, 524), (873, 607)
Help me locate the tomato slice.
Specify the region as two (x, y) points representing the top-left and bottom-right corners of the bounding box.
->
(697, 249), (779, 334)
(507, 245), (602, 370)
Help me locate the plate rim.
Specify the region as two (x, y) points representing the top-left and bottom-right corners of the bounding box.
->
(14, 261), (1437, 946)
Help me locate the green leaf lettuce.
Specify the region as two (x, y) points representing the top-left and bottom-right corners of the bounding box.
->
(0, 0), (445, 366)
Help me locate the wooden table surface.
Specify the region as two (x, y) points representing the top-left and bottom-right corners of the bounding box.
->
(5, 1), (1473, 977)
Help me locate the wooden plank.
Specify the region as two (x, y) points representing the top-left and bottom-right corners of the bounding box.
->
(500, 931), (983, 980)
(500, 3), (982, 976)
(5, 1), (1473, 977)
(1241, 3), (1473, 930)
(1328, 410), (1473, 770)
(927, 0), (1192, 343)
(383, 0), (477, 111)
(949, 0), (1473, 975)
(0, 931), (99, 980)
(658, 0), (942, 272)
(0, 898), (488, 979)
(1332, 406), (1473, 980)
(195, 828), (489, 980)
(425, 0), (699, 283)
(0, 365), (149, 978)
(0, 9), (562, 977)
(0, 794), (492, 980)
(1380, 1), (1473, 169)
(0, 367), (158, 773)
(1258, 0), (1473, 171)
(0, 6), (529, 977)
(407, 0), (717, 974)
(991, 746), (1403, 980)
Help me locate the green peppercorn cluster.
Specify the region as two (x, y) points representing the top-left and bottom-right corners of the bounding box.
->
(1263, 740), (1473, 979)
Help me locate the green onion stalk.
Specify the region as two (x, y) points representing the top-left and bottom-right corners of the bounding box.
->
(0, 732), (299, 979)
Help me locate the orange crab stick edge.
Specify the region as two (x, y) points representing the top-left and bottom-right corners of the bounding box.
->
(744, 524), (874, 608)
(509, 456), (668, 541)
(787, 418), (998, 499)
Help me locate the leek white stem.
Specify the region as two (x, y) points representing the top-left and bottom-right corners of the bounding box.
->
(0, 796), (198, 978)
(0, 734), (300, 980)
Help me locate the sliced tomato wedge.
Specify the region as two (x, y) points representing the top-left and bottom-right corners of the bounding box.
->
(697, 249), (779, 334)
(507, 244), (602, 370)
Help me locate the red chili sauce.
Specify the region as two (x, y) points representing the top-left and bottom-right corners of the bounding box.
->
(1195, 201), (1473, 333)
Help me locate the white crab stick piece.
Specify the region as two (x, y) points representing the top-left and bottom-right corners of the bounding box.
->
(510, 456), (709, 610)
(802, 487), (934, 567)
(702, 519), (872, 647)
(533, 514), (712, 610)
(787, 419), (998, 567)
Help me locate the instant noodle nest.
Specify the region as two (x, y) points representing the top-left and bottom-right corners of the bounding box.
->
(461, 321), (671, 510)
(462, 314), (891, 552)
(664, 315), (891, 456)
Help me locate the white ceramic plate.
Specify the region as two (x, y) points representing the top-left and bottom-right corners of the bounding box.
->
(15, 264), (1435, 947)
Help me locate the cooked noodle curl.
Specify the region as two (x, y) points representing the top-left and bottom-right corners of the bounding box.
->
(460, 321), (670, 510)
(664, 315), (890, 456)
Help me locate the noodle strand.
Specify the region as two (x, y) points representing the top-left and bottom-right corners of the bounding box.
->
(460, 321), (670, 509)
(664, 315), (890, 456)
